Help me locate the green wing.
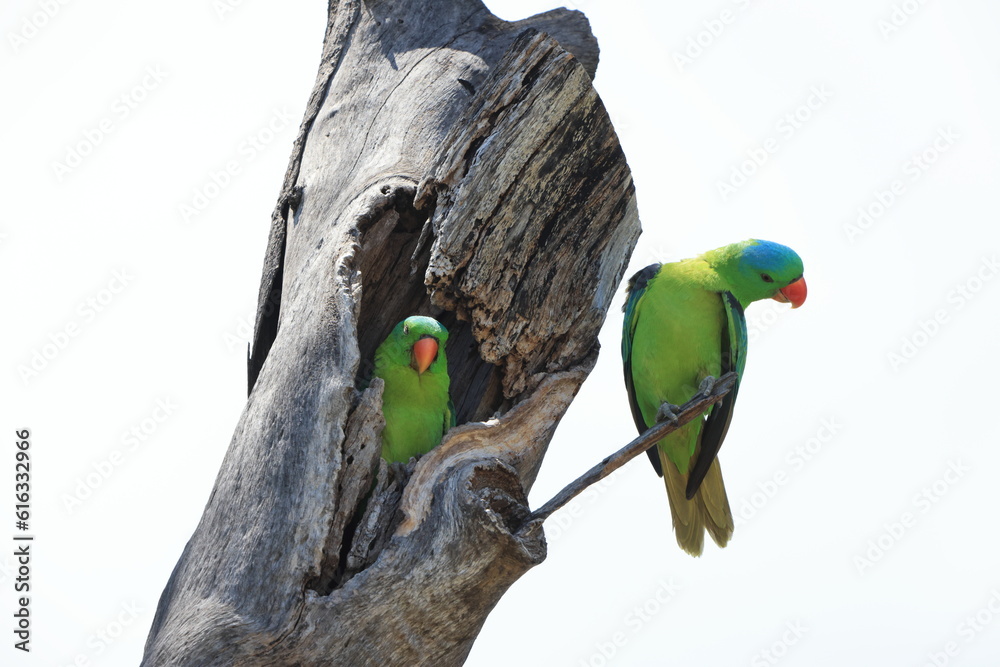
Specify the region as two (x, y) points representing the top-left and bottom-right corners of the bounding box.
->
(685, 291), (746, 499)
(621, 263), (663, 475)
(446, 397), (457, 430)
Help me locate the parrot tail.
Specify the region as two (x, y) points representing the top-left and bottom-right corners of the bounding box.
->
(659, 447), (734, 557)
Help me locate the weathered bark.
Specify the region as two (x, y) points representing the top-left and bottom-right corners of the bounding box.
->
(143, 1), (639, 664)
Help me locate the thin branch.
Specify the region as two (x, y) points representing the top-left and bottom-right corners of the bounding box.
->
(523, 372), (738, 526)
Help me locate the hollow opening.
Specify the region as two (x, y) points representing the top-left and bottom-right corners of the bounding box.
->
(354, 190), (507, 424)
(307, 185), (513, 596)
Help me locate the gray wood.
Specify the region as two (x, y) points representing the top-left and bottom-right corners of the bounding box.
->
(143, 1), (639, 664)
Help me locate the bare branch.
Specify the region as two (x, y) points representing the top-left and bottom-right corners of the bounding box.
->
(522, 372), (738, 529)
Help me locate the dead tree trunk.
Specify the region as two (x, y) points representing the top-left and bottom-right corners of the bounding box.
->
(142, 1), (639, 664)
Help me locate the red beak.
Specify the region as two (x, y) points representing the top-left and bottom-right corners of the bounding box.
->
(412, 337), (439, 375)
(772, 276), (807, 308)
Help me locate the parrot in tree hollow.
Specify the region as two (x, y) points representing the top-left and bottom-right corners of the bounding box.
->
(373, 316), (455, 463)
(621, 239), (806, 556)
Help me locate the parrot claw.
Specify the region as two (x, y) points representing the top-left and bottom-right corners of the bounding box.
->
(697, 375), (717, 398)
(655, 402), (682, 424)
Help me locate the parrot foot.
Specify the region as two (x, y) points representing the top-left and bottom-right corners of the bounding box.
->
(697, 375), (717, 397)
(655, 402), (683, 424)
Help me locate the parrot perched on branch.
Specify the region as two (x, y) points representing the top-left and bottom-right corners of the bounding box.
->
(621, 239), (806, 556)
(373, 316), (455, 463)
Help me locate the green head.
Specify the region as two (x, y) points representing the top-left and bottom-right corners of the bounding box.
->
(381, 316), (450, 375)
(704, 239), (807, 308)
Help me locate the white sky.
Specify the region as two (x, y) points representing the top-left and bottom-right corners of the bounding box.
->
(3, 0), (1000, 665)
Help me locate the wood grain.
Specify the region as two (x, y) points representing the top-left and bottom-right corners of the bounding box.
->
(143, 1), (638, 664)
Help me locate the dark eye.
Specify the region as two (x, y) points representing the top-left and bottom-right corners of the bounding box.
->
(403, 325), (409, 335)
(760, 273), (774, 283)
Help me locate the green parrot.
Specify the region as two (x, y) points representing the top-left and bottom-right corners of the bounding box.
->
(622, 239), (806, 556)
(373, 316), (455, 462)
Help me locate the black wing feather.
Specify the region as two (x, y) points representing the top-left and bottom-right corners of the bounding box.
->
(621, 263), (663, 476)
(685, 291), (745, 499)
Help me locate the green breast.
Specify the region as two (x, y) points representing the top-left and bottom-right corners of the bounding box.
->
(631, 267), (724, 471)
(378, 365), (451, 462)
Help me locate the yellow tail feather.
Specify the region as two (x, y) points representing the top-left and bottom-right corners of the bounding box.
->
(659, 448), (734, 557)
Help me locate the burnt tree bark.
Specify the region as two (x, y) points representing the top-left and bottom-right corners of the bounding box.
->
(143, 1), (640, 664)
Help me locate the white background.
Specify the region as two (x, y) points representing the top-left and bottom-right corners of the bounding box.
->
(3, 0), (999, 665)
